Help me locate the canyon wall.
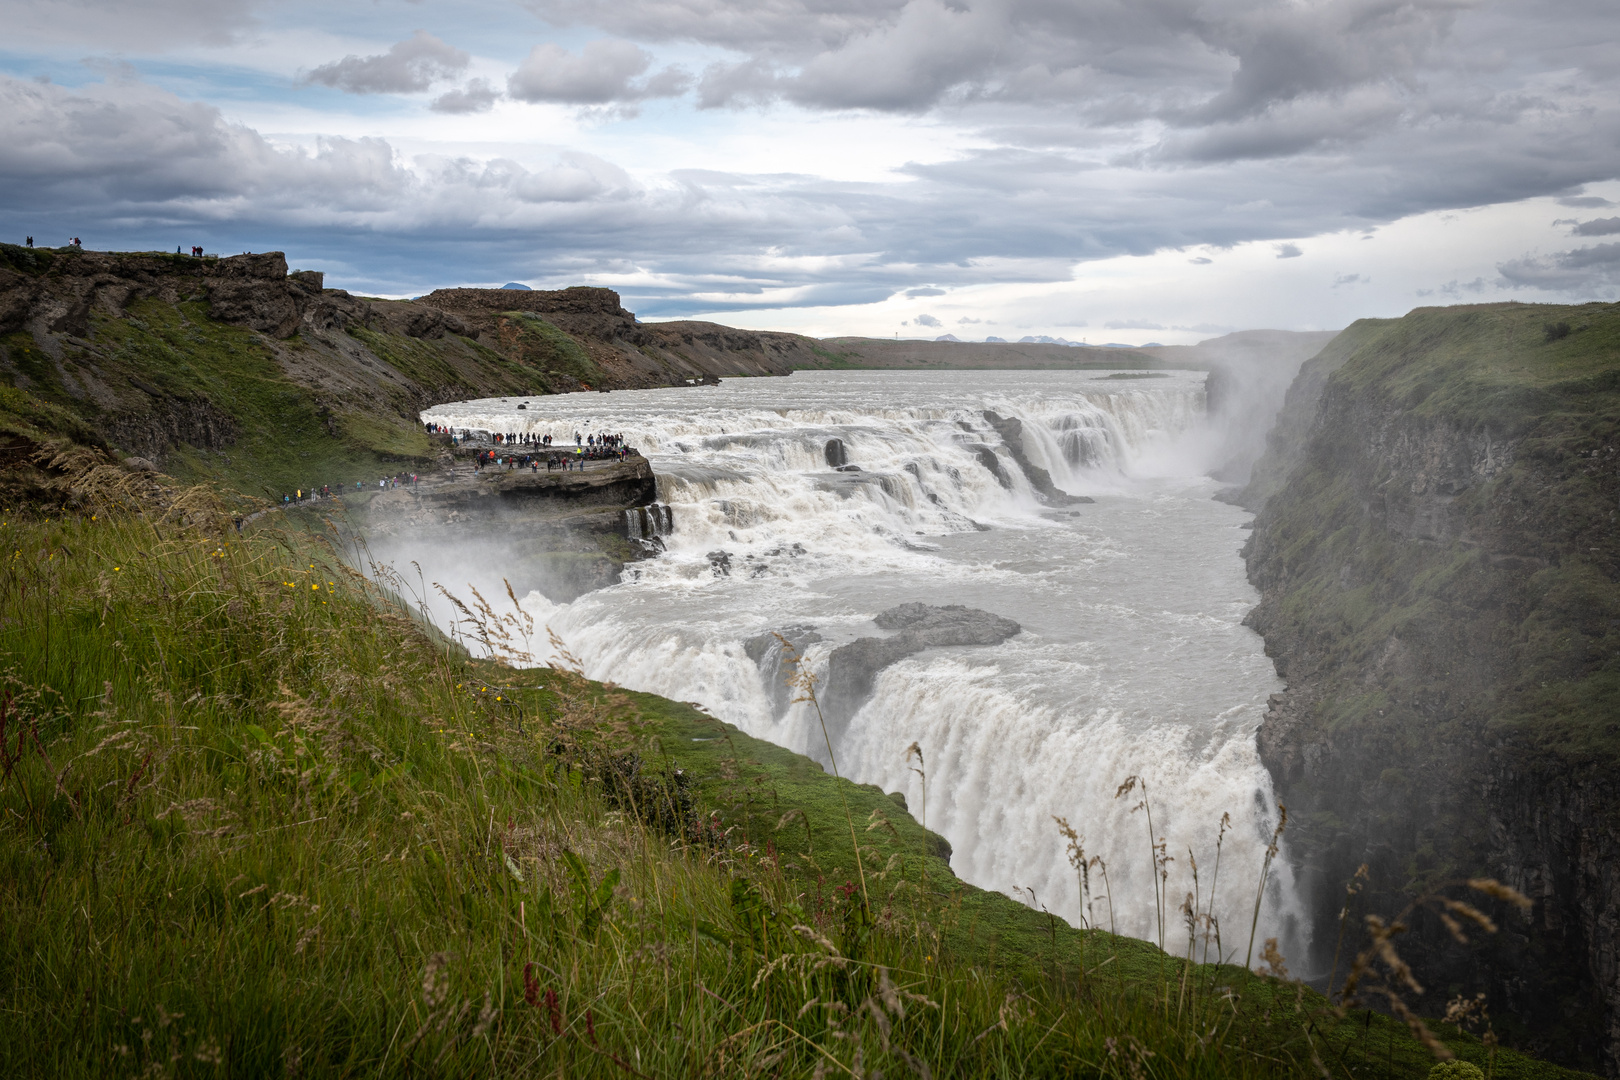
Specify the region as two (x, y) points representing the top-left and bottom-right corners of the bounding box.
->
(1239, 302), (1620, 1073)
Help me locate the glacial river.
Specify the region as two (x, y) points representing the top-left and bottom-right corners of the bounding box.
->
(416, 369), (1305, 958)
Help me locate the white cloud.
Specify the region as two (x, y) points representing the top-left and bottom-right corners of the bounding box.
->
(431, 79), (500, 114)
(507, 40), (688, 105)
(305, 31), (469, 95)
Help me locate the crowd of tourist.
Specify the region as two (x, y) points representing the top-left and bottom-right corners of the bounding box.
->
(279, 475), (421, 506)
(424, 421), (635, 471)
(262, 423), (636, 512)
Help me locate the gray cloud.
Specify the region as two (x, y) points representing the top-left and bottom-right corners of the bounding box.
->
(1274, 243), (1302, 259)
(1573, 217), (1620, 237)
(521, 0), (1620, 236)
(525, 0), (1467, 122)
(1498, 243), (1620, 295)
(1105, 320), (1164, 330)
(905, 286), (945, 297)
(305, 31), (469, 95)
(5, 0), (1620, 315)
(914, 313), (942, 327)
(520, 0), (908, 56)
(1559, 195), (1615, 208)
(6, 0), (258, 49)
(1189, 0), (1464, 124)
(507, 40), (688, 104)
(431, 79), (500, 114)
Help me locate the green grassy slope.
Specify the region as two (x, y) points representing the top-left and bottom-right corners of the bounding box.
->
(7, 310), (549, 498)
(0, 247), (579, 498)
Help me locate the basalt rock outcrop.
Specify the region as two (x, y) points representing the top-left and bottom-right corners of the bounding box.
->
(359, 456), (662, 603)
(982, 410), (1092, 505)
(744, 625), (824, 719)
(1239, 302), (1620, 1073)
(824, 603), (1021, 731)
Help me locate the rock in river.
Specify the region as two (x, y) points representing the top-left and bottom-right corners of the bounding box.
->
(823, 603), (1020, 731)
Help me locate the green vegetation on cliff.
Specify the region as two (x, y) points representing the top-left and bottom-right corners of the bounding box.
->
(1243, 301), (1620, 1070)
(1252, 302), (1619, 761)
(0, 295), (539, 500)
(499, 311), (605, 389)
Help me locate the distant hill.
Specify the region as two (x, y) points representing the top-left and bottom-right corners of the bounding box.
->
(800, 337), (1153, 370)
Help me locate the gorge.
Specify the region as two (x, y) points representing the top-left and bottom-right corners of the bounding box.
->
(3, 247), (1616, 1075)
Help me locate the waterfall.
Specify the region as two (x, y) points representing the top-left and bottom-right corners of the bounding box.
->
(419, 370), (1309, 964)
(623, 503), (674, 548)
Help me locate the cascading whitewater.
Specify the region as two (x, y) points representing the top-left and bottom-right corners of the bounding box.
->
(419, 369), (1308, 962)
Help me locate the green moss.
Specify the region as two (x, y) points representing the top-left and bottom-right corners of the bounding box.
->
(503, 312), (602, 388)
(336, 410), (432, 458)
(0, 381), (101, 447)
(0, 243), (57, 275)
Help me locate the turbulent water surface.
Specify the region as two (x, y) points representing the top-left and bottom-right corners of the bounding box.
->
(418, 370), (1305, 957)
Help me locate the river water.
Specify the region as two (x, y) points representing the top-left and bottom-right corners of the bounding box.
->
(418, 369), (1305, 959)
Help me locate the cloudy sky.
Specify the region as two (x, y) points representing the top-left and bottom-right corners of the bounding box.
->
(2, 0), (1618, 343)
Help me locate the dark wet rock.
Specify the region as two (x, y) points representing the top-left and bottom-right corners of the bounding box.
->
(973, 445), (1012, 488)
(824, 603), (1021, 730)
(983, 410), (1090, 505)
(824, 438), (848, 467)
(706, 550), (732, 576)
(835, 463), (863, 472)
(744, 625), (823, 718)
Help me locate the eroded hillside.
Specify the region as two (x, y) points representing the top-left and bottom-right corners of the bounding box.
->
(0, 246), (818, 499)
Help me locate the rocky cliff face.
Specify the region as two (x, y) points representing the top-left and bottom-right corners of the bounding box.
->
(1239, 302), (1620, 1073)
(0, 245), (821, 497)
(359, 457), (662, 603)
(417, 286), (819, 387)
